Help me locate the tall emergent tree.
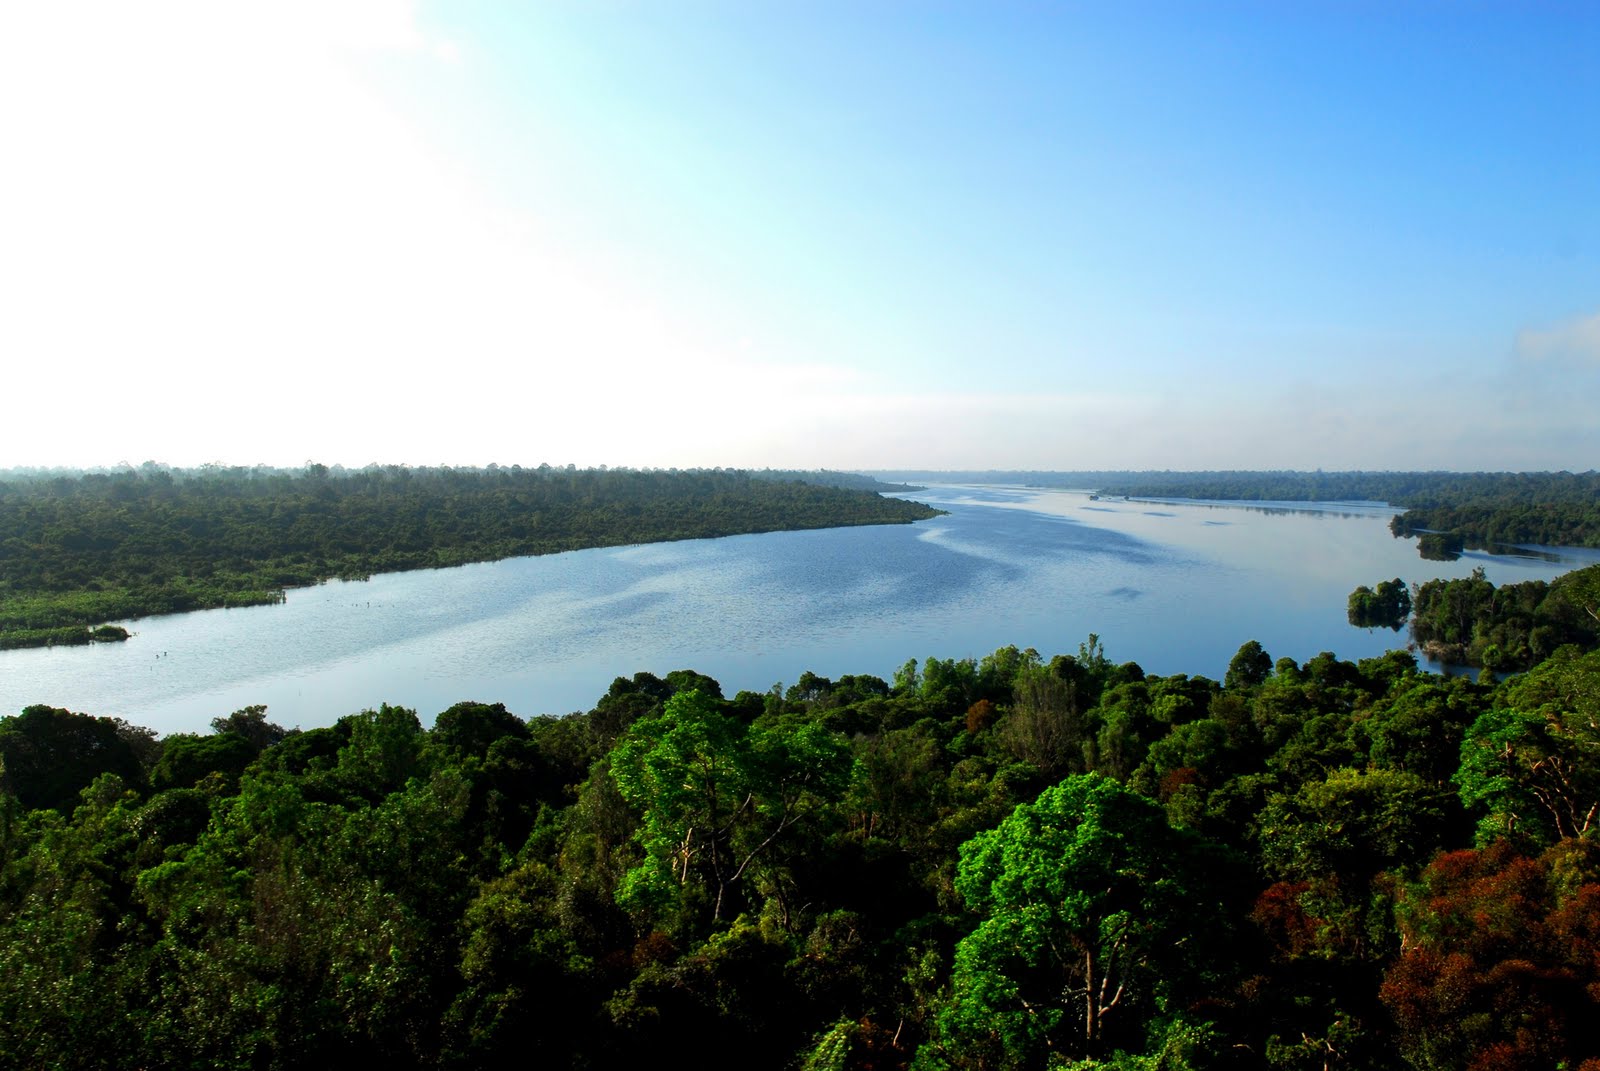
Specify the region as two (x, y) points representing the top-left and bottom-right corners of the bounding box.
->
(609, 689), (851, 932)
(928, 773), (1239, 1069)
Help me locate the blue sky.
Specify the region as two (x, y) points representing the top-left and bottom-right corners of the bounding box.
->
(2, 2), (1595, 470)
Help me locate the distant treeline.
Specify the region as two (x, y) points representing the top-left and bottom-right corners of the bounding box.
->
(752, 468), (924, 493)
(8, 636), (1600, 1068)
(869, 469), (1600, 556)
(0, 464), (940, 648)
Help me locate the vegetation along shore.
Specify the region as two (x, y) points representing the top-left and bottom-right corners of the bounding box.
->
(0, 464), (940, 650)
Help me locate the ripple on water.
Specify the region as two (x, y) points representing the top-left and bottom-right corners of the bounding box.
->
(5, 486), (1595, 733)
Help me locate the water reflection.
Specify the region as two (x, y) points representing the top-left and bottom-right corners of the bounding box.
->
(1118, 496), (1400, 520)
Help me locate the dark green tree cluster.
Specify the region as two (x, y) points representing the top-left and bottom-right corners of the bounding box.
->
(1402, 563), (1600, 670)
(0, 464), (940, 648)
(9, 638), (1600, 1069)
(1347, 579), (1411, 631)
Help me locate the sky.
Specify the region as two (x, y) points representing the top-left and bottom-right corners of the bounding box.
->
(2, 1), (1596, 473)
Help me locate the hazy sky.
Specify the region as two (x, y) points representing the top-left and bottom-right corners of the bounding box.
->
(3, 2), (1596, 472)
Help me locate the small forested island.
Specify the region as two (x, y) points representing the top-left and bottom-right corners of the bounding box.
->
(7, 635), (1600, 1069)
(1345, 578), (1411, 631)
(0, 464), (940, 650)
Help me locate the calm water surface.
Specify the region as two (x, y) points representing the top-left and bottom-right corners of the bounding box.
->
(7, 486), (1598, 735)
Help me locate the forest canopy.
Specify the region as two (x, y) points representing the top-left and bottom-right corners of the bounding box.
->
(8, 639), (1600, 1069)
(1348, 562), (1600, 671)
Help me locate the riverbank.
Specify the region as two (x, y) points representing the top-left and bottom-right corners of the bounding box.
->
(0, 465), (941, 649)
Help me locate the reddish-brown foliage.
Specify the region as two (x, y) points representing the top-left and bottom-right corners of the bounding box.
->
(1250, 880), (1318, 960)
(1158, 765), (1204, 801)
(1382, 841), (1600, 1070)
(965, 699), (997, 734)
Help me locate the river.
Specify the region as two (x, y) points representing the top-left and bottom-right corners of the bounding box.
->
(5, 485), (1597, 735)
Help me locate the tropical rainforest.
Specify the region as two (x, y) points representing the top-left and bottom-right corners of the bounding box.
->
(7, 466), (1600, 1068)
(6, 633), (1600, 1070)
(0, 464), (939, 650)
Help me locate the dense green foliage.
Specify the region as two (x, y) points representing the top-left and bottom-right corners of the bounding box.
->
(1346, 579), (1411, 631)
(0, 623), (129, 651)
(10, 638), (1600, 1068)
(931, 775), (1241, 1067)
(0, 464), (939, 647)
(1364, 563), (1600, 670)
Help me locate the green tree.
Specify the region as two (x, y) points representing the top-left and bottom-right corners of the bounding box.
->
(210, 705), (288, 750)
(336, 704), (426, 799)
(431, 701), (528, 761)
(443, 861), (597, 1068)
(1360, 675), (1483, 787)
(1224, 640), (1273, 691)
(1346, 579), (1412, 631)
(1258, 768), (1451, 887)
(997, 661), (1086, 780)
(930, 774), (1238, 1068)
(0, 775), (152, 1069)
(1455, 649), (1600, 845)
(0, 706), (143, 812)
(149, 732), (257, 792)
(609, 690), (850, 931)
